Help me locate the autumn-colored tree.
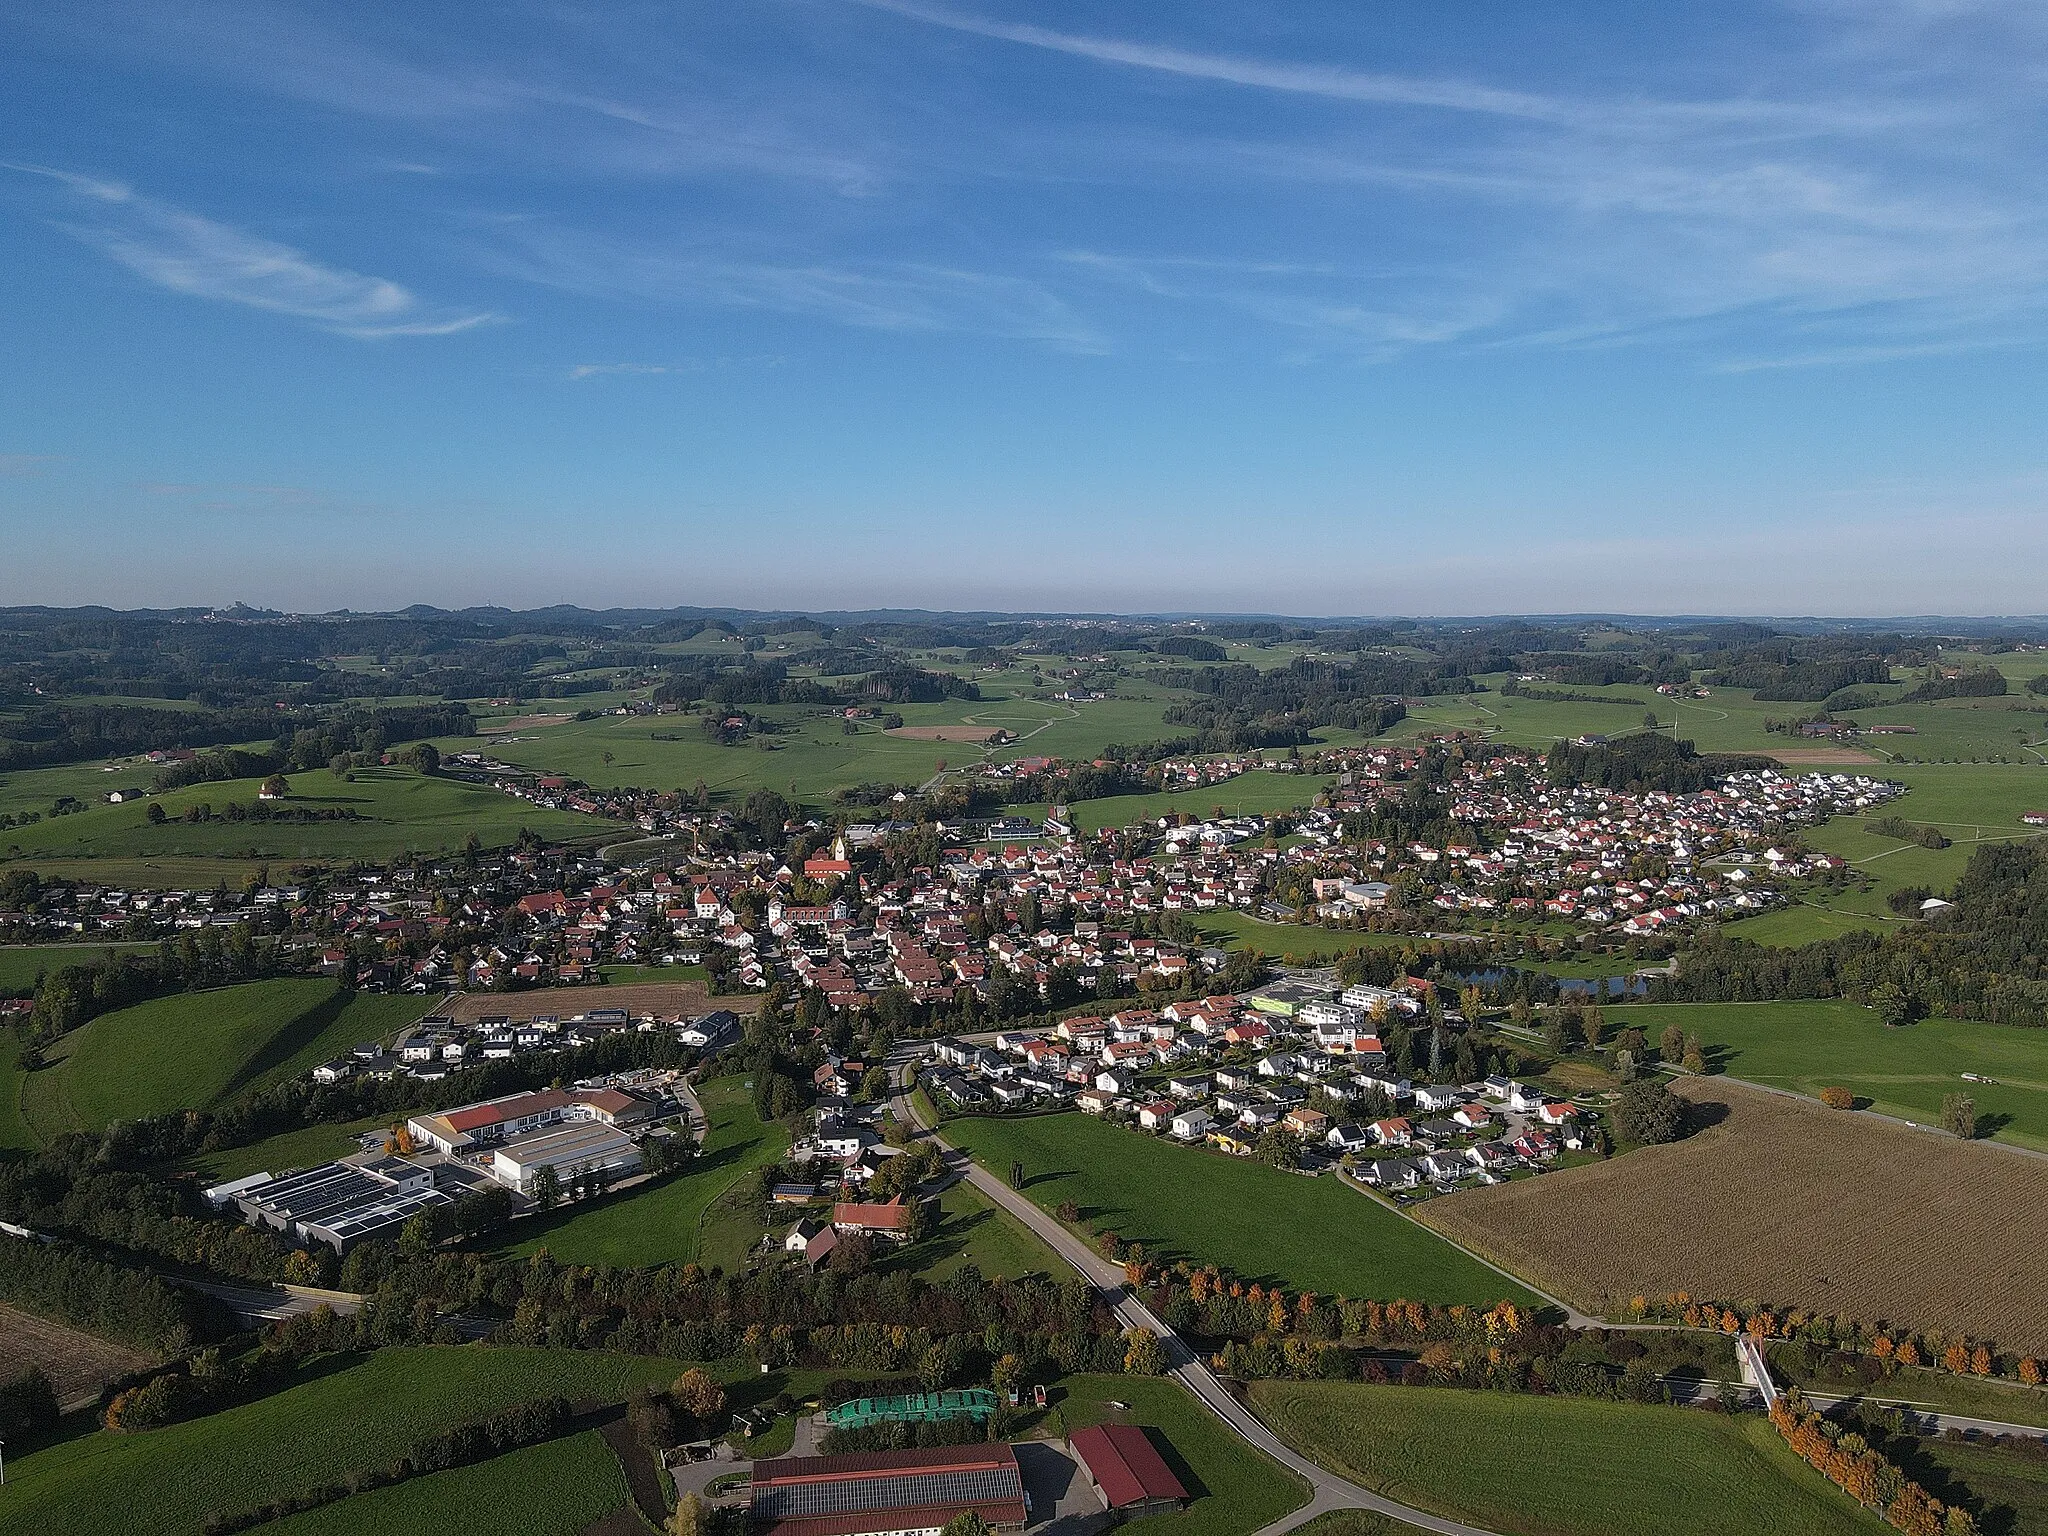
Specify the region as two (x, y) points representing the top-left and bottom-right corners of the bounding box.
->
(1941, 1343), (1971, 1375)
(668, 1493), (709, 1536)
(1122, 1328), (1166, 1376)
(1969, 1345), (1993, 1377)
(1896, 1339), (1922, 1368)
(1819, 1086), (1856, 1110)
(672, 1368), (727, 1424)
(2020, 1357), (2043, 1385)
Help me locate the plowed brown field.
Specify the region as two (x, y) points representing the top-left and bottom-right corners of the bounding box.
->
(0, 1302), (148, 1405)
(1419, 1076), (2048, 1353)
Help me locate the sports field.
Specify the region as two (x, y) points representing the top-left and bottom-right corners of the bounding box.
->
(503, 1075), (788, 1266)
(1607, 999), (2048, 1149)
(944, 1111), (1535, 1306)
(20, 979), (424, 1139)
(0, 1346), (691, 1536)
(1419, 1077), (2048, 1353)
(1250, 1381), (1884, 1536)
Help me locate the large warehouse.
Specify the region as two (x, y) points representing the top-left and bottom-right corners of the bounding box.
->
(748, 1443), (1028, 1536)
(490, 1119), (640, 1195)
(211, 1156), (449, 1254)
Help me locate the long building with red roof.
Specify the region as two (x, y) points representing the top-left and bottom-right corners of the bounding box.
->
(748, 1442), (1027, 1536)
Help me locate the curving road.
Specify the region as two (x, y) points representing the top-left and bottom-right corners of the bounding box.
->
(887, 1050), (1503, 1536)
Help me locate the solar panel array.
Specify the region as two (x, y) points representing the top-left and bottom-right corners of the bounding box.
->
(755, 1465), (1022, 1521)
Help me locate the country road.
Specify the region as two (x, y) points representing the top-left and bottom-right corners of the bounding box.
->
(888, 1049), (1505, 1536)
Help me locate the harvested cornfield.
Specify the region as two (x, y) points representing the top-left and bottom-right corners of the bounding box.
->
(1418, 1077), (2048, 1355)
(0, 1302), (149, 1406)
(442, 981), (754, 1025)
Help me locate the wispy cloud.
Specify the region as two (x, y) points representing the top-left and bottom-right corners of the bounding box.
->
(0, 454), (65, 478)
(8, 164), (498, 338)
(566, 357), (784, 380)
(479, 221), (1104, 351)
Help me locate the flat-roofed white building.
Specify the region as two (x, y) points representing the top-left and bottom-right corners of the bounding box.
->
(490, 1121), (641, 1195)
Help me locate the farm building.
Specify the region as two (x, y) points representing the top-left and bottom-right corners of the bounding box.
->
(213, 1157), (449, 1254)
(1068, 1423), (1189, 1517)
(748, 1443), (1027, 1536)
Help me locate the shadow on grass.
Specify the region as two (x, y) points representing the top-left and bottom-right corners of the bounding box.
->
(218, 985), (354, 1101)
(484, 1136), (760, 1254)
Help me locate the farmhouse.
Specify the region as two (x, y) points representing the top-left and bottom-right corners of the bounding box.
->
(748, 1443), (1027, 1536)
(1069, 1423), (1189, 1517)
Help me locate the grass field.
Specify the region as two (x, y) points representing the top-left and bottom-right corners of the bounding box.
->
(0, 944), (156, 997)
(901, 1177), (1065, 1283)
(172, 1112), (394, 1184)
(0, 766), (623, 866)
(505, 1075), (789, 1266)
(1767, 1345), (2048, 1431)
(265, 1428), (630, 1536)
(1250, 1380), (1883, 1536)
(1011, 772), (1333, 835)
(1901, 1435), (2048, 1536)
(944, 1112), (1536, 1306)
(0, 1346), (688, 1536)
(1607, 1000), (2048, 1150)
(1419, 1076), (2048, 1353)
(1053, 1374), (1306, 1536)
(21, 980), (425, 1139)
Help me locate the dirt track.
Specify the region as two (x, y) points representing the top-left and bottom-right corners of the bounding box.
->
(1767, 746), (1883, 766)
(883, 725), (1007, 742)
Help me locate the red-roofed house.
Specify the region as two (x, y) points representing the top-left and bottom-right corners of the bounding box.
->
(1069, 1423), (1189, 1517)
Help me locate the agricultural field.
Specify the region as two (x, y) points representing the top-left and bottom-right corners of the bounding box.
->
(1898, 1435), (2048, 1536)
(0, 766), (623, 868)
(1606, 1000), (2048, 1150)
(943, 1111), (1537, 1306)
(0, 1346), (690, 1536)
(0, 1302), (150, 1406)
(21, 980), (425, 1140)
(503, 1075), (788, 1266)
(265, 1429), (631, 1536)
(1766, 1345), (2048, 1432)
(0, 944), (156, 997)
(1250, 1380), (1884, 1536)
(0, 1032), (38, 1155)
(172, 1112), (394, 1185)
(1009, 771), (1333, 835)
(443, 979), (746, 1026)
(1418, 1077), (2048, 1353)
(901, 1177), (1065, 1283)
(1051, 1374), (1307, 1536)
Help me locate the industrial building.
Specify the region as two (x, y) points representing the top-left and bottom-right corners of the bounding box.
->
(489, 1118), (641, 1195)
(748, 1443), (1028, 1536)
(1068, 1424), (1189, 1517)
(209, 1157), (449, 1254)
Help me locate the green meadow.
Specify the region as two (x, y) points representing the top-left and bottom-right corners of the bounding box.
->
(20, 979), (424, 1139)
(1251, 1381), (1884, 1536)
(1607, 999), (2048, 1150)
(944, 1111), (1535, 1306)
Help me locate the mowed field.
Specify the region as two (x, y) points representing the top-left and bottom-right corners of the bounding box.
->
(0, 944), (156, 997)
(0, 765), (624, 868)
(0, 1302), (150, 1405)
(1607, 1000), (2048, 1151)
(504, 1075), (787, 1266)
(0, 1346), (687, 1536)
(944, 1111), (1536, 1306)
(1250, 1381), (1883, 1536)
(1418, 1077), (2048, 1353)
(265, 1429), (629, 1536)
(20, 979), (426, 1139)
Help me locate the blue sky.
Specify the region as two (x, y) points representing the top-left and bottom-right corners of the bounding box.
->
(3, 0), (2046, 615)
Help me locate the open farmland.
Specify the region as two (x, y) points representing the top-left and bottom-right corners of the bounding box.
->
(0, 1303), (149, 1406)
(0, 766), (624, 867)
(1250, 1381), (1883, 1536)
(21, 980), (426, 1140)
(441, 978), (753, 1025)
(0, 1345), (692, 1536)
(1417, 1077), (2048, 1354)
(945, 1110), (1536, 1306)
(1606, 1000), (2048, 1150)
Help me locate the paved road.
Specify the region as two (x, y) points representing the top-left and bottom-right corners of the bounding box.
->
(187, 1278), (364, 1322)
(888, 1051), (1503, 1536)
